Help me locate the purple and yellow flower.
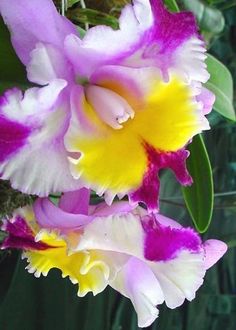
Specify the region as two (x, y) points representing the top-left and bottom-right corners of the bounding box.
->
(1, 190), (227, 327)
(0, 0), (215, 209)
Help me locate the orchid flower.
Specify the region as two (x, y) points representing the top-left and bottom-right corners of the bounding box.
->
(1, 189), (227, 328)
(0, 0), (215, 209)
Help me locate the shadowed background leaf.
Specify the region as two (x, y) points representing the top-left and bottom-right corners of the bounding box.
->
(182, 135), (214, 233)
(180, 0), (225, 34)
(67, 8), (119, 29)
(206, 54), (235, 121)
(0, 18), (30, 94)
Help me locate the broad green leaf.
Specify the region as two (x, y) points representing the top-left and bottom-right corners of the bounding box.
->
(181, 0), (225, 34)
(164, 0), (179, 12)
(182, 135), (213, 233)
(205, 54), (235, 121)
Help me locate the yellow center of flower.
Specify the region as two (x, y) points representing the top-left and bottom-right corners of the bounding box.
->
(66, 75), (205, 196)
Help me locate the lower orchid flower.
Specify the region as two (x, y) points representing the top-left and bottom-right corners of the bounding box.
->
(0, 0), (215, 209)
(1, 189), (227, 328)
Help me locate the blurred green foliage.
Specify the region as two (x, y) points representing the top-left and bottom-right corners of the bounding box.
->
(0, 181), (34, 220)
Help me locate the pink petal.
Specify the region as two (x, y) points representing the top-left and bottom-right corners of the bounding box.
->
(197, 87), (216, 115)
(92, 201), (136, 217)
(0, 0), (77, 65)
(59, 188), (90, 215)
(203, 239), (228, 270)
(155, 214), (182, 229)
(34, 198), (93, 230)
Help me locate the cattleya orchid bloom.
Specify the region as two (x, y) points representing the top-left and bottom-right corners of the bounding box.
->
(1, 189), (227, 328)
(0, 0), (215, 209)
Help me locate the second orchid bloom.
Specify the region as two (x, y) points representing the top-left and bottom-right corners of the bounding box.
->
(1, 190), (227, 328)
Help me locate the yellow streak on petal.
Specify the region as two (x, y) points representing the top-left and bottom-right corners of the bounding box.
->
(68, 76), (204, 194)
(24, 231), (109, 296)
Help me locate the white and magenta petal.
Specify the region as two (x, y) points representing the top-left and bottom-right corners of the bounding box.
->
(142, 216), (206, 308)
(0, 208), (49, 251)
(64, 0), (153, 77)
(65, 0), (207, 86)
(0, 81), (81, 196)
(142, 215), (201, 262)
(0, 97), (32, 162)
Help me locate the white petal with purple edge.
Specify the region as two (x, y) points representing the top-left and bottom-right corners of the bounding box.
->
(0, 80), (81, 196)
(64, 1), (153, 77)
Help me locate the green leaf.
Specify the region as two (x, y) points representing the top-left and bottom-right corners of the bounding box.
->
(0, 18), (29, 91)
(182, 135), (214, 233)
(181, 0), (225, 34)
(164, 0), (179, 12)
(205, 54), (235, 121)
(67, 0), (80, 8)
(67, 8), (119, 29)
(77, 25), (86, 38)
